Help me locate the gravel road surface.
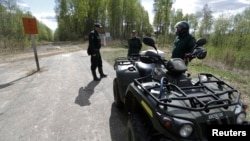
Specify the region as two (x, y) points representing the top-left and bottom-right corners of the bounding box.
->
(0, 49), (127, 141)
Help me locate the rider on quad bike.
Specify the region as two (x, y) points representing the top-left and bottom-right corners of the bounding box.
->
(113, 33), (249, 141)
(172, 21), (196, 65)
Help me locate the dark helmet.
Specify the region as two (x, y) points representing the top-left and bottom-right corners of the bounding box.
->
(175, 21), (189, 35)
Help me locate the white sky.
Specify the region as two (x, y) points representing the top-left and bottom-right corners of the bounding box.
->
(171, 0), (202, 14)
(19, 0), (250, 31)
(18, 0), (57, 31)
(142, 0), (250, 21)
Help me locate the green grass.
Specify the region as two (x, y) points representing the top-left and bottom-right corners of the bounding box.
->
(189, 62), (249, 83)
(206, 45), (250, 70)
(101, 44), (148, 65)
(101, 48), (127, 65)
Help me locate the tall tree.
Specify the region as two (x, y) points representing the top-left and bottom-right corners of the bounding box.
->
(153, 0), (172, 35)
(186, 13), (199, 36)
(108, 0), (123, 39)
(211, 14), (231, 47)
(197, 4), (213, 37)
(55, 0), (152, 41)
(153, 0), (173, 45)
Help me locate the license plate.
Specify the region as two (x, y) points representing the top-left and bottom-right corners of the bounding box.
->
(208, 112), (224, 119)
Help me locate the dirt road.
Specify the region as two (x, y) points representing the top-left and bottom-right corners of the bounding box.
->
(0, 47), (127, 141)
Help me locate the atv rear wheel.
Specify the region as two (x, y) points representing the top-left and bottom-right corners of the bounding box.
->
(127, 114), (152, 141)
(113, 78), (123, 108)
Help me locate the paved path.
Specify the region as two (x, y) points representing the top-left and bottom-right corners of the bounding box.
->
(0, 50), (127, 141)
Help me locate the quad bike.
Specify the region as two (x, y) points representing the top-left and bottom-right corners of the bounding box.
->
(113, 37), (249, 141)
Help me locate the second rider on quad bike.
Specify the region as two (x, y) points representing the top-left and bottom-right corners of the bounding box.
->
(172, 21), (196, 65)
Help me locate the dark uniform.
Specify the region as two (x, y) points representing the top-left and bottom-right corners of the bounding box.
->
(171, 21), (196, 64)
(87, 23), (107, 81)
(127, 30), (142, 56)
(172, 33), (195, 59)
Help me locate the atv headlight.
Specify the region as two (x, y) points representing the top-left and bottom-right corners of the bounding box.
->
(236, 113), (246, 124)
(179, 124), (193, 137)
(200, 75), (208, 82)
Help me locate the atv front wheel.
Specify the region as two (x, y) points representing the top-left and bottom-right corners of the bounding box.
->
(113, 78), (123, 108)
(127, 114), (152, 141)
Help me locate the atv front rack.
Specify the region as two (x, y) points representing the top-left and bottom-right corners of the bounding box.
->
(134, 73), (241, 111)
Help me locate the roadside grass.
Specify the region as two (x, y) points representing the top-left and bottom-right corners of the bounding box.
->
(101, 44), (148, 65)
(101, 45), (250, 120)
(206, 45), (250, 70)
(101, 48), (127, 64)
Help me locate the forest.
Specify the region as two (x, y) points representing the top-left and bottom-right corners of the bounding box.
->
(0, 0), (249, 70)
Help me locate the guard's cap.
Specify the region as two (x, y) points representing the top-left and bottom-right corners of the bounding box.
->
(94, 23), (102, 28)
(131, 30), (136, 33)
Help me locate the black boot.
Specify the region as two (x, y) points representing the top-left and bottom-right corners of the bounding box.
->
(98, 67), (107, 78)
(92, 70), (100, 81)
